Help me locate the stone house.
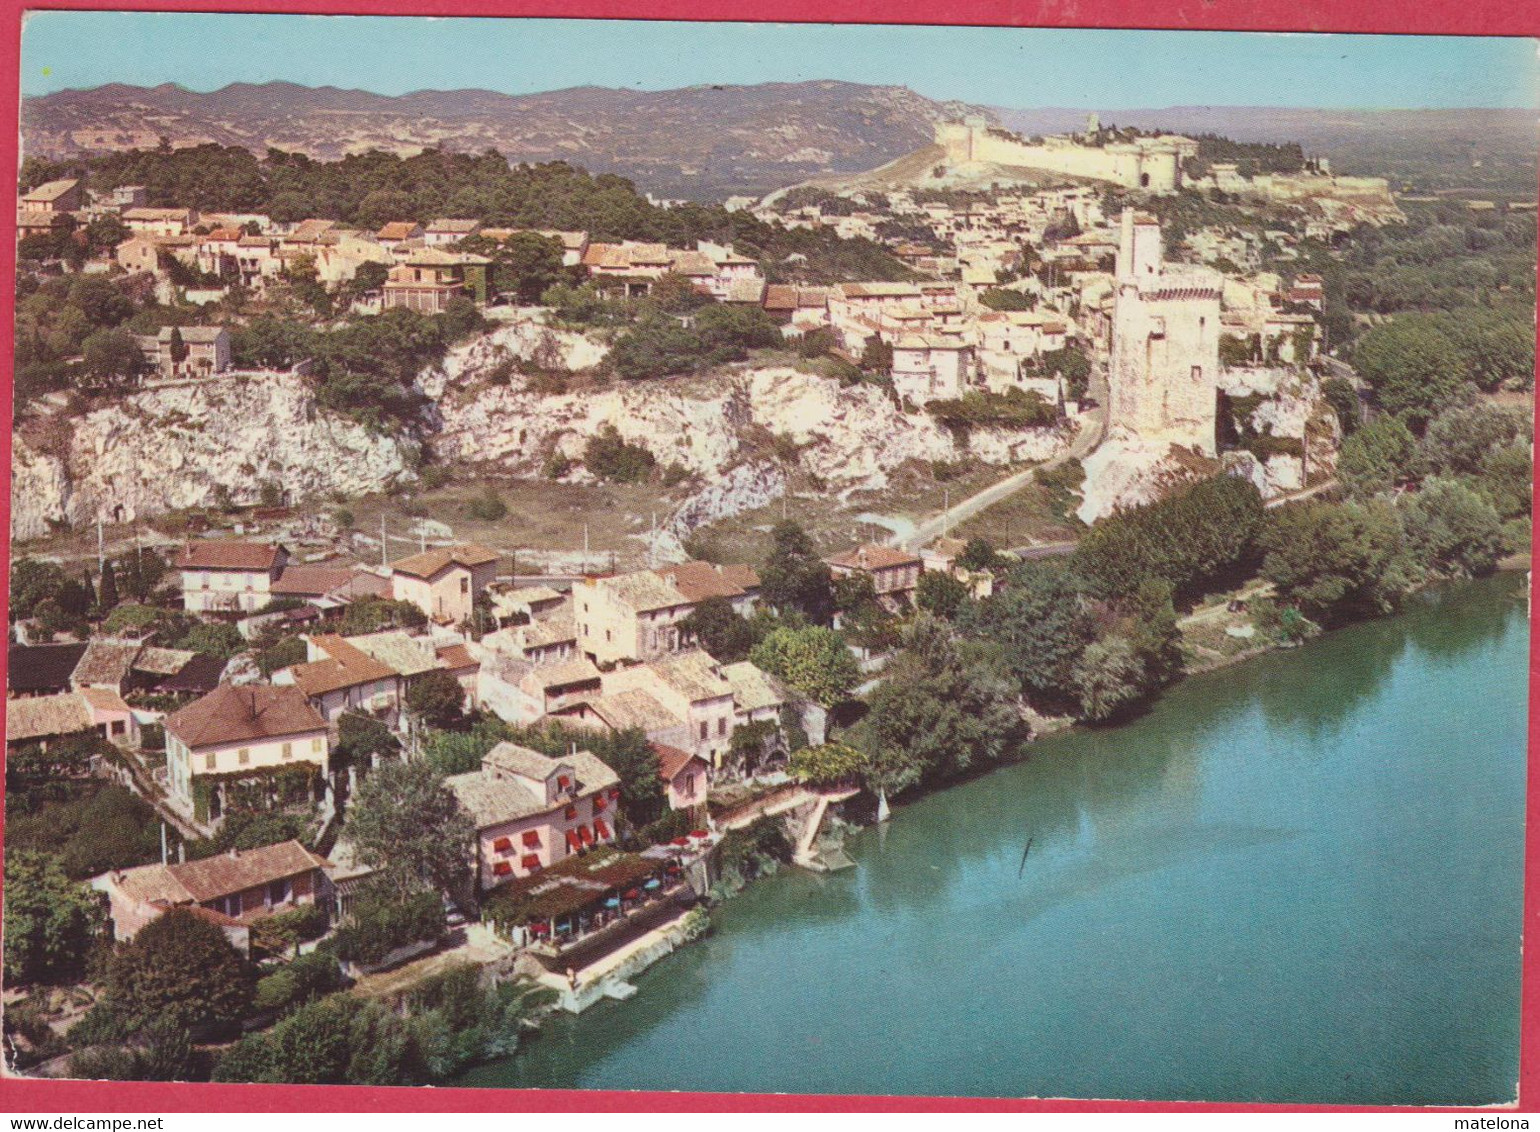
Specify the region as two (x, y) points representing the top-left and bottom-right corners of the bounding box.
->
(137, 326), (232, 379)
(122, 207), (196, 237)
(424, 218), (481, 247)
(826, 543), (924, 612)
(20, 178), (81, 214)
(381, 249), (491, 313)
(92, 840), (331, 949)
(273, 634), (403, 724)
(163, 684), (330, 824)
(599, 650), (738, 768)
(575, 562), (759, 666)
(656, 743), (710, 813)
(389, 544), (500, 627)
(445, 742), (621, 889)
(176, 540), (288, 615)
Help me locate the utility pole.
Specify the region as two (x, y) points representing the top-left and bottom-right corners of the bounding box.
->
(380, 514), (387, 568)
(943, 488), (950, 537)
(96, 514), (105, 575)
(583, 524), (590, 574)
(649, 512), (657, 569)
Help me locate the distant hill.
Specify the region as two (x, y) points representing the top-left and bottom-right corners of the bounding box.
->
(995, 106), (1540, 197)
(21, 80), (998, 201)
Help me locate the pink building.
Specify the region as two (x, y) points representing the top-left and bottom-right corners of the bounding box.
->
(656, 743), (710, 813)
(445, 741), (622, 891)
(389, 544), (500, 626)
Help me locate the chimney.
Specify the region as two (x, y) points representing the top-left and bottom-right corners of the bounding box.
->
(227, 847), (239, 860)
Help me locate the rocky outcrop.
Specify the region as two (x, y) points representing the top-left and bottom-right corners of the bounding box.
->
(10, 371), (417, 541)
(429, 324), (1073, 494)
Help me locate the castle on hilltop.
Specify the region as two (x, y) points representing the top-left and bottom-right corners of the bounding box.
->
(1109, 207), (1223, 455)
(934, 116), (1198, 194)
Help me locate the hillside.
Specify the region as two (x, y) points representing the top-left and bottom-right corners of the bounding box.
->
(21, 80), (997, 201)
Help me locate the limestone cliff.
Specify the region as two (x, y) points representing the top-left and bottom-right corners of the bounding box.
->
(10, 371), (418, 541)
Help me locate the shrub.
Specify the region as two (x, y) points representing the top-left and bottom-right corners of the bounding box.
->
(466, 490), (508, 522)
(584, 425), (656, 483)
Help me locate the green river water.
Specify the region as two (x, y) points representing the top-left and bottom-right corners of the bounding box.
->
(461, 574), (1530, 1104)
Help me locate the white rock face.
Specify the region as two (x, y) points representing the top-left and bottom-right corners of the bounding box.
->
(10, 371), (418, 541)
(430, 327), (1073, 494)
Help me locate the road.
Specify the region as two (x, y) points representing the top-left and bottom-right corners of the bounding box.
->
(899, 364), (1110, 552)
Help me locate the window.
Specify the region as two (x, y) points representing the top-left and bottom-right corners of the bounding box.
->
(683, 774), (695, 798)
(699, 721), (708, 741)
(268, 878), (291, 906)
(557, 775), (571, 790)
(205, 752), (216, 771)
(461, 577), (469, 594)
(238, 747), (250, 765)
(564, 805), (577, 820)
(717, 718), (727, 737)
(281, 742), (293, 760)
(493, 861), (513, 877)
(311, 738), (323, 755)
(1191, 366), (1203, 381)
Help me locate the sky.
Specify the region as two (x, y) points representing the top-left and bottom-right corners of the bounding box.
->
(19, 12), (1540, 110)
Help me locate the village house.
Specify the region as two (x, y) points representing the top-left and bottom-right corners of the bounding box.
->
(4, 689), (136, 754)
(122, 207), (196, 237)
(16, 208), (72, 242)
(110, 185), (148, 210)
(655, 742), (710, 814)
(381, 248), (491, 313)
(164, 684), (330, 823)
(136, 325), (232, 379)
(273, 634), (403, 724)
(424, 218), (482, 247)
(919, 536), (996, 599)
(6, 641), (88, 699)
(374, 220), (425, 251)
(445, 741), (622, 889)
(20, 178), (82, 214)
(580, 241), (675, 297)
(478, 653), (603, 726)
(575, 562), (759, 666)
(389, 543), (500, 626)
(92, 840), (332, 951)
(598, 649), (738, 768)
(891, 334), (973, 406)
(176, 540), (288, 614)
(827, 543), (924, 613)
(69, 639), (144, 697)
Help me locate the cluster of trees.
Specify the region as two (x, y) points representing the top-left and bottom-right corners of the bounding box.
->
(1188, 135), (1308, 177)
(1351, 308), (1534, 423)
(927, 388), (1058, 431)
(12, 272), (165, 405)
(1336, 207), (1536, 316)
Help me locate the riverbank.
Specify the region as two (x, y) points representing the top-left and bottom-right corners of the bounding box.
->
(463, 572), (1527, 1101)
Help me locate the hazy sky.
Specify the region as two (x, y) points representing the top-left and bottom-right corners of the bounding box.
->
(19, 12), (1540, 110)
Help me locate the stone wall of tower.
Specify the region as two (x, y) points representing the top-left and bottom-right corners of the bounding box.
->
(1109, 210), (1222, 456)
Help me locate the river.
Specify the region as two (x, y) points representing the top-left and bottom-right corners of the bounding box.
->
(461, 575), (1529, 1104)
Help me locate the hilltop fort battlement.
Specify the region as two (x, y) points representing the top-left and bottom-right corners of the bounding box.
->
(934, 116), (1198, 194)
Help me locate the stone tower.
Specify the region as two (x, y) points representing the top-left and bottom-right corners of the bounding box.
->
(1109, 208), (1223, 456)
(1085, 112), (1101, 138)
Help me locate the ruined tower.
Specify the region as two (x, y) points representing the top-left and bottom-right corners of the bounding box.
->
(1109, 208), (1223, 456)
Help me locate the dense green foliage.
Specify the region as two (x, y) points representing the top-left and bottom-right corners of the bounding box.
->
(583, 424), (657, 483)
(346, 760), (474, 897)
(750, 625), (861, 708)
(1071, 475), (1266, 601)
(2, 850), (104, 985)
(678, 595), (760, 663)
(98, 907), (255, 1035)
(5, 782), (161, 877)
(331, 884), (448, 967)
(1260, 499), (1406, 624)
(927, 388), (1057, 430)
(758, 521), (835, 625)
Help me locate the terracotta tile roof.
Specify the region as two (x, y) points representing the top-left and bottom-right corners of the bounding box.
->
(79, 687), (131, 714)
(71, 640), (142, 688)
(436, 643), (477, 671)
(376, 221), (421, 240)
(827, 543), (922, 571)
(270, 565), (354, 596)
(427, 218), (480, 234)
(346, 630), (438, 677)
(5, 692), (94, 743)
(724, 278), (767, 304)
(654, 742), (704, 783)
(287, 219), (337, 241)
(654, 560), (759, 604)
(720, 661), (787, 714)
(577, 689), (684, 734)
(448, 744), (618, 827)
(287, 636), (398, 697)
(592, 570), (691, 614)
(123, 207), (193, 222)
(134, 647), (196, 677)
(130, 841), (330, 904)
(525, 658), (601, 691)
(391, 543), (499, 580)
(166, 684), (326, 749)
(174, 540), (283, 571)
(643, 650), (734, 704)
(667, 250), (716, 277)
(22, 178), (79, 202)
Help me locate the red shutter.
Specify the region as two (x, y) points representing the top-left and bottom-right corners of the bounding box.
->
(610, 787), (622, 800)
(557, 775), (571, 790)
(492, 861), (513, 877)
(578, 824), (594, 847)
(594, 818), (611, 841)
(521, 830), (541, 848)
(492, 837), (512, 853)
(564, 805), (577, 820)
(595, 795), (607, 812)
(521, 854), (541, 870)
(565, 829), (581, 853)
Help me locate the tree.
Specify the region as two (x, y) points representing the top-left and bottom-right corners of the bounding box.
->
(406, 669), (467, 728)
(102, 907), (254, 1034)
(349, 261), (389, 296)
(759, 521), (835, 625)
(345, 759), (474, 896)
(1352, 318), (1465, 424)
(2, 850), (103, 985)
(584, 424), (656, 483)
(859, 616), (1022, 792)
(859, 335), (893, 375)
(787, 742), (866, 786)
(214, 994), (424, 1086)
(10, 557), (68, 622)
(678, 595), (758, 663)
(916, 570), (970, 619)
(79, 328), (146, 391)
(177, 621), (246, 660)
(1338, 413), (1416, 497)
(1400, 478), (1505, 579)
(1418, 394), (1531, 478)
(167, 326), (188, 368)
(956, 538), (1002, 573)
(1073, 637), (1147, 722)
(1321, 376), (1361, 436)
(1260, 499), (1405, 624)
(749, 625), (860, 708)
(97, 559), (120, 611)
(963, 561), (1095, 711)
